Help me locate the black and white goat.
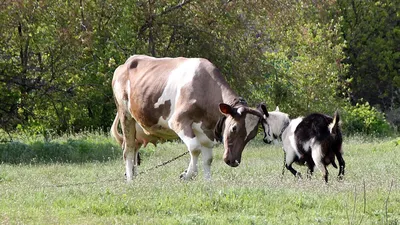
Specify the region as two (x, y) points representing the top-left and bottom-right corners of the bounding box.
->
(258, 104), (345, 182)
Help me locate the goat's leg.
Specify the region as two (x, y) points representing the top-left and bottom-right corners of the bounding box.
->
(284, 147), (302, 178)
(306, 158), (315, 179)
(286, 163), (302, 178)
(335, 151), (346, 180)
(311, 145), (329, 182)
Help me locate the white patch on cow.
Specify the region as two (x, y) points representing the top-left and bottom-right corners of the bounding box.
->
(154, 59), (201, 126)
(113, 80), (124, 105)
(178, 130), (201, 152)
(245, 114), (259, 139)
(157, 115), (169, 128)
(192, 122), (214, 148)
(176, 122), (214, 150)
(124, 150), (136, 182)
(126, 80), (132, 115)
(176, 122), (214, 180)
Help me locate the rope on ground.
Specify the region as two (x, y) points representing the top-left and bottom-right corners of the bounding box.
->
(14, 151), (189, 189)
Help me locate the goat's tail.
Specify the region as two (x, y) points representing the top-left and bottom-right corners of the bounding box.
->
(110, 112), (123, 148)
(329, 110), (340, 135)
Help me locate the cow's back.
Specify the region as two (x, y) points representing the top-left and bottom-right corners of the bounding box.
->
(113, 55), (229, 139)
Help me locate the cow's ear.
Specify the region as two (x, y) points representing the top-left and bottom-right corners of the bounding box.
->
(219, 103), (234, 116)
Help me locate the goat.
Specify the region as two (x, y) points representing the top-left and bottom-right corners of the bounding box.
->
(257, 104), (290, 145)
(258, 104), (345, 182)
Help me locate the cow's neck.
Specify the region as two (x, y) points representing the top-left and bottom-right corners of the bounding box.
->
(226, 96), (248, 108)
(220, 86), (245, 106)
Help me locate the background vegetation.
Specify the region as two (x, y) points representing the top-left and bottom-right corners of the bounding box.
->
(1, 0), (399, 136)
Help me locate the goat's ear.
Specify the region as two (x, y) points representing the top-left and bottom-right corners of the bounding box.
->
(219, 103), (234, 116)
(257, 103), (269, 118)
(275, 106), (280, 112)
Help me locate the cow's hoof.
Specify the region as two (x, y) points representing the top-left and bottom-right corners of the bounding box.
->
(179, 170), (188, 179)
(180, 170), (197, 180)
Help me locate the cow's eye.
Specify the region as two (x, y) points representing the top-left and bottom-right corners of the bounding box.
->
(230, 125), (237, 133)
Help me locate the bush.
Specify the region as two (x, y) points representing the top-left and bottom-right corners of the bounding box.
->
(342, 102), (392, 136)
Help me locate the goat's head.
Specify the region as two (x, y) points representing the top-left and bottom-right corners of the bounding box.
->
(257, 104), (290, 144)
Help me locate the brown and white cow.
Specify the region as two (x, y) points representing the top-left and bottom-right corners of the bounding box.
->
(111, 55), (266, 181)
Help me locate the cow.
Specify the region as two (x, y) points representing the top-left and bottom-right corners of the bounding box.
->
(110, 55), (267, 181)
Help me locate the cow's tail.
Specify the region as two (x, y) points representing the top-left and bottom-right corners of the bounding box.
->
(111, 112), (124, 148)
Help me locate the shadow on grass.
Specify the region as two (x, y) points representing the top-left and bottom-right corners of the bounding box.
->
(0, 139), (122, 164)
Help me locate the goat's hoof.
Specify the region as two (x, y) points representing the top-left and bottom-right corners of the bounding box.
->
(337, 175), (344, 181)
(296, 172), (303, 179)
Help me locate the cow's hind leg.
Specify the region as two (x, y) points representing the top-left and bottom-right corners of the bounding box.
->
(120, 112), (140, 182)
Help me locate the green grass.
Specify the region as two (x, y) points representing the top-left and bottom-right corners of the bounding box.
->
(1, 134), (399, 224)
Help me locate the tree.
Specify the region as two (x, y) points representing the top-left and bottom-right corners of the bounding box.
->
(337, 0), (400, 111)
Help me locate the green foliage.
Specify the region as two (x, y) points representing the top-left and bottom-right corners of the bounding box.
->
(338, 0), (400, 111)
(0, 0), (397, 136)
(0, 133), (120, 164)
(256, 2), (348, 117)
(342, 102), (392, 136)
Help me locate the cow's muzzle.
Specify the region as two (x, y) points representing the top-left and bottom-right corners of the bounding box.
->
(224, 158), (240, 167)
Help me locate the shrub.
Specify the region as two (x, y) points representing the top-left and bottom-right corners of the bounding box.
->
(342, 102), (392, 136)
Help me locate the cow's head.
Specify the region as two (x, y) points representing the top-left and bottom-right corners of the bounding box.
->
(215, 103), (267, 167)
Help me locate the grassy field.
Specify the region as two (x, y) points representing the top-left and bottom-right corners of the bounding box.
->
(0, 133), (399, 224)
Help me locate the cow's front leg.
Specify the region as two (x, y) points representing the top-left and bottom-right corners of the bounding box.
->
(180, 149), (200, 180)
(169, 117), (203, 180)
(201, 147), (213, 180)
